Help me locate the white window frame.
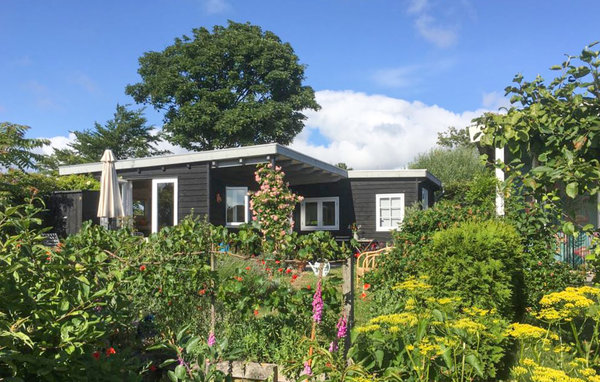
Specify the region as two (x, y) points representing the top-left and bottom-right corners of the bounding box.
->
(376, 193), (405, 232)
(225, 186), (249, 227)
(152, 178), (178, 233)
(421, 187), (429, 210)
(300, 197), (339, 231)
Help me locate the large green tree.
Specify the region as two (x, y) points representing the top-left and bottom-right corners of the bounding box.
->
(0, 122), (48, 171)
(49, 104), (168, 166)
(125, 21), (320, 150)
(474, 42), (600, 233)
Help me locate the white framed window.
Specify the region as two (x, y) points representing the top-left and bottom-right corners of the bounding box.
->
(226, 187), (249, 227)
(376, 193), (404, 232)
(421, 187), (429, 210)
(300, 197), (339, 231)
(152, 178), (178, 233)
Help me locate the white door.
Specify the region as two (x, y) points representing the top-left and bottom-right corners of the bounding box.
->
(152, 178), (178, 233)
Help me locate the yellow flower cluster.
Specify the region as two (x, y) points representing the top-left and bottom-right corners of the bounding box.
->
(355, 324), (381, 333)
(505, 323), (556, 341)
(536, 286), (600, 322)
(426, 296), (462, 305)
(463, 306), (495, 317)
(512, 366), (528, 376)
(450, 317), (485, 334)
(370, 312), (418, 327)
(530, 365), (584, 382)
(393, 277), (432, 291)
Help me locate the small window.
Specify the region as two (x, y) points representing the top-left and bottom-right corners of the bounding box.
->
(421, 187), (429, 210)
(226, 187), (248, 226)
(376, 193), (404, 231)
(301, 197), (339, 230)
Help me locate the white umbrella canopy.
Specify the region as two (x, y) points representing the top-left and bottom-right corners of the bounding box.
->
(97, 149), (124, 220)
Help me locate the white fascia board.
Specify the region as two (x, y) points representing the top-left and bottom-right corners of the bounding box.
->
(59, 143), (281, 175)
(348, 170), (442, 188)
(275, 145), (348, 178)
(58, 143), (349, 178)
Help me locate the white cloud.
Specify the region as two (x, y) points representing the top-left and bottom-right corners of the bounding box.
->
(69, 73), (98, 94)
(414, 15), (458, 48)
(202, 0), (230, 14)
(407, 0), (428, 14)
(372, 65), (419, 88)
(292, 90), (486, 170)
(22, 80), (62, 111)
(37, 133), (77, 156)
(404, 0), (469, 48)
(481, 91), (511, 111)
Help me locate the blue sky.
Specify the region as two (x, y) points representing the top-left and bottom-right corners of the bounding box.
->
(1, 0), (598, 168)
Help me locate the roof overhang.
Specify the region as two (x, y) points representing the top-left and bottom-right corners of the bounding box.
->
(348, 169), (442, 188)
(58, 143), (348, 182)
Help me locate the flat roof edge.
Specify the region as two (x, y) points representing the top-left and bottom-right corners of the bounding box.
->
(348, 170), (442, 187)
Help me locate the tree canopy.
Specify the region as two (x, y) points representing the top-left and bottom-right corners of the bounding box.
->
(474, 42), (600, 233)
(0, 122), (48, 171)
(48, 104), (168, 167)
(125, 21), (320, 151)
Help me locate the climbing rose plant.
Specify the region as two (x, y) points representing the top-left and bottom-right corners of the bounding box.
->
(250, 163), (303, 254)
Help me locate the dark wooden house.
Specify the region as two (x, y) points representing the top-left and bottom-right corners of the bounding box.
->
(58, 144), (441, 242)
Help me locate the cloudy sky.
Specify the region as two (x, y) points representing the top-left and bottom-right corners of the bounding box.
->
(1, 0), (598, 169)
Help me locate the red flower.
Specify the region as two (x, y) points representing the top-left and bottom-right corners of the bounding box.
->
(307, 285), (311, 290)
(360, 292), (367, 300)
(139, 265), (146, 271)
(354, 252), (360, 258)
(198, 289), (206, 295)
(254, 309), (259, 316)
(266, 267), (271, 271)
(245, 266), (251, 271)
(285, 268), (292, 274)
(236, 276), (243, 282)
(92, 351), (100, 360)
(105, 347), (116, 356)
(261, 260), (266, 265)
(363, 283), (371, 290)
(291, 274), (298, 281)
(278, 268), (283, 272)
(275, 260), (280, 264)
(150, 364), (158, 372)
(46, 255), (51, 261)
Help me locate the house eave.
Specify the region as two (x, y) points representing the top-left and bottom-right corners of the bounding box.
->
(348, 169), (442, 188)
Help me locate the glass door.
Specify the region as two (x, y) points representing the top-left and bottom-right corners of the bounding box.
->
(152, 178), (178, 233)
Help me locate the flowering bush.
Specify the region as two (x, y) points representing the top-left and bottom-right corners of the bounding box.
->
(0, 198), (141, 380)
(351, 277), (507, 381)
(507, 286), (600, 382)
(250, 163), (303, 255)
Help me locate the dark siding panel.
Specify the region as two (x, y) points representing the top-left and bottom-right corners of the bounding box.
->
(290, 180), (354, 238)
(116, 162), (210, 221)
(350, 178), (420, 243)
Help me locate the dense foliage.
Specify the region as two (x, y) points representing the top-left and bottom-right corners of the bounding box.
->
(47, 104), (169, 168)
(126, 21), (320, 150)
(0, 122), (48, 170)
(474, 42), (600, 235)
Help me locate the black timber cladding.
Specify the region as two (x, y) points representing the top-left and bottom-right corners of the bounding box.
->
(349, 177), (421, 242)
(115, 162), (210, 221)
(46, 190), (100, 237)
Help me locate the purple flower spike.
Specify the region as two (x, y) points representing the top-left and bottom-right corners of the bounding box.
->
(336, 314), (347, 339)
(329, 340), (338, 353)
(207, 332), (216, 347)
(303, 361), (313, 376)
(312, 281), (323, 323)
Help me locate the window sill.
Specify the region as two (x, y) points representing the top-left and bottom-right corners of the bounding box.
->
(301, 225), (339, 231)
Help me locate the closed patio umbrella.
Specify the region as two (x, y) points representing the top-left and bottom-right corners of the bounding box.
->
(97, 149), (124, 229)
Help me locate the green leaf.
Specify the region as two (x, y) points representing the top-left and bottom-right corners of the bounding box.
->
(563, 221), (575, 235)
(167, 370), (178, 382)
(566, 182), (578, 198)
(374, 349), (384, 367)
(174, 364), (186, 379)
(466, 354), (484, 376)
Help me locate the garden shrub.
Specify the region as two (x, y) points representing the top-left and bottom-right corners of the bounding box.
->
(296, 230), (352, 261)
(0, 198), (141, 380)
(351, 277), (507, 381)
(423, 220), (523, 319)
(364, 199), (494, 288)
(506, 285), (600, 382)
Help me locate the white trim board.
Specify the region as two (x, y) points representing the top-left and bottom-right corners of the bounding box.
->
(300, 196), (339, 231)
(151, 178), (178, 233)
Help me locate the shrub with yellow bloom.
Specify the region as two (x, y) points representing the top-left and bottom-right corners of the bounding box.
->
(505, 323), (557, 341)
(536, 286), (599, 322)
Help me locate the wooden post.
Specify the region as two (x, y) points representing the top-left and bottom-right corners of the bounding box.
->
(272, 365), (278, 382)
(210, 246), (216, 334)
(342, 255), (354, 357)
